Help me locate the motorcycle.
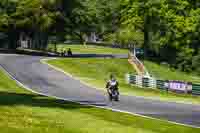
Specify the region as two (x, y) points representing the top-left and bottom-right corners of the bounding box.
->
(108, 88), (119, 101)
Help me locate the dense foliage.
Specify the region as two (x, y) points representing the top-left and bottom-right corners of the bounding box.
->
(0, 0), (200, 74)
(0, 0), (120, 48)
(120, 0), (200, 74)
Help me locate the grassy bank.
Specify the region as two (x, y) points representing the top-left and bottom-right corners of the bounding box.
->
(1, 66), (199, 132)
(144, 61), (200, 83)
(48, 44), (129, 54)
(47, 58), (200, 105)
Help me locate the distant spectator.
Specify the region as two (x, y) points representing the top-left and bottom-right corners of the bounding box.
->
(67, 48), (73, 56)
(63, 50), (66, 57)
(60, 49), (64, 57)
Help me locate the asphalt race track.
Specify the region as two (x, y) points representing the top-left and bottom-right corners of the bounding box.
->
(0, 54), (200, 127)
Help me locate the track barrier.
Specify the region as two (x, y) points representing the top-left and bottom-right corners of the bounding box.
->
(192, 84), (200, 95)
(126, 74), (199, 95)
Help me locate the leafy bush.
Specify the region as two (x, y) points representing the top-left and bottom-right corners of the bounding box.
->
(192, 53), (200, 75)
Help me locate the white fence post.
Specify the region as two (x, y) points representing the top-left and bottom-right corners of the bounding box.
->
(149, 77), (157, 88)
(125, 73), (131, 84)
(136, 75), (143, 87)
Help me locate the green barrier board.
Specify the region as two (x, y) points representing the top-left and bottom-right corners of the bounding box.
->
(192, 84), (200, 95)
(156, 80), (167, 91)
(129, 75), (136, 84)
(142, 78), (149, 87)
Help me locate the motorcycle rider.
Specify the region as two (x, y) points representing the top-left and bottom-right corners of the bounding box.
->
(106, 74), (119, 101)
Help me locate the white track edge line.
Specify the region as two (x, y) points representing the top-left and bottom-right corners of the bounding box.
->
(0, 61), (199, 129)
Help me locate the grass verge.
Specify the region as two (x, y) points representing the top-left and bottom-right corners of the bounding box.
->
(144, 60), (200, 84)
(48, 44), (129, 54)
(47, 58), (200, 105)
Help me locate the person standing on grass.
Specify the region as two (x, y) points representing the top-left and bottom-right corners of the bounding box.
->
(61, 49), (64, 57)
(63, 50), (66, 57)
(67, 48), (72, 56)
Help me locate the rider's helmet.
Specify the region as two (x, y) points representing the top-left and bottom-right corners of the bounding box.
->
(110, 74), (115, 80)
(109, 74), (117, 86)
